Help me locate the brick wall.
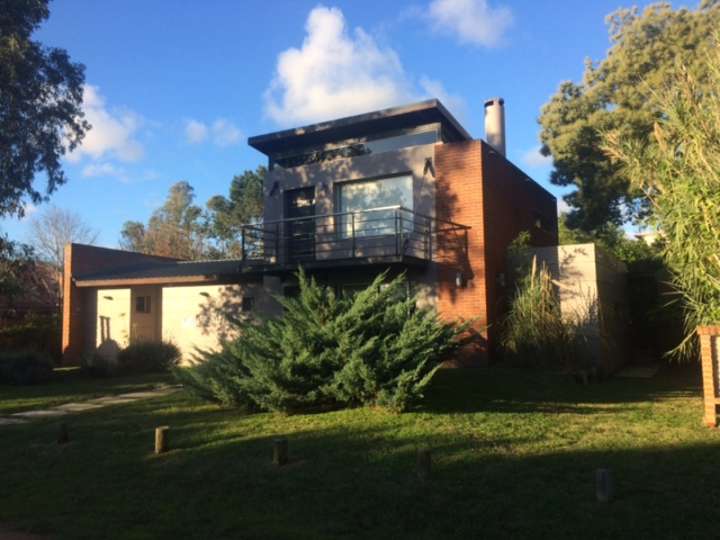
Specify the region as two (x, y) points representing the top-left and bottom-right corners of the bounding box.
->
(698, 326), (720, 427)
(434, 141), (489, 364)
(62, 244), (178, 364)
(479, 143), (558, 353)
(434, 140), (558, 365)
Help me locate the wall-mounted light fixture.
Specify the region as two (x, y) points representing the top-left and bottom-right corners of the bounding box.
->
(455, 271), (466, 289)
(424, 157), (435, 177)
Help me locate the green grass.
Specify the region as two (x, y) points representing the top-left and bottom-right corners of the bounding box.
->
(0, 368), (170, 414)
(2, 365), (720, 539)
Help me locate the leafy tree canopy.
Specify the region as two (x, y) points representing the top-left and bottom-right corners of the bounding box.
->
(120, 181), (209, 260)
(539, 1), (720, 233)
(205, 166), (265, 257)
(603, 39), (720, 351)
(0, 0), (88, 217)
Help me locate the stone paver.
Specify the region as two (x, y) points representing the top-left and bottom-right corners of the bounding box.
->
(0, 417), (28, 426)
(12, 409), (69, 419)
(54, 402), (104, 412)
(0, 385), (179, 426)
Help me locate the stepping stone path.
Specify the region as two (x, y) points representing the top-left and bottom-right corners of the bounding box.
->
(0, 384), (179, 426)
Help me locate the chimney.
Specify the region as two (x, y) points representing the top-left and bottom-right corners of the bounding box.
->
(484, 97), (506, 156)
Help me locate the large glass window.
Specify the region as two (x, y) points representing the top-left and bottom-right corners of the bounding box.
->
(336, 175), (413, 237)
(273, 127), (439, 169)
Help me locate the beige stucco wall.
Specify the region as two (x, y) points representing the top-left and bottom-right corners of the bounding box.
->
(130, 285), (161, 343)
(161, 282), (273, 363)
(96, 288), (131, 362)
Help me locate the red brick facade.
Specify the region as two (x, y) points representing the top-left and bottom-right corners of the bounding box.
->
(434, 140), (557, 365)
(698, 326), (720, 427)
(62, 244), (177, 364)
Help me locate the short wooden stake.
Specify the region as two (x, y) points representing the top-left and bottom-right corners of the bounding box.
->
(57, 422), (69, 445)
(595, 468), (613, 503)
(155, 426), (169, 454)
(273, 438), (288, 466)
(417, 448), (432, 482)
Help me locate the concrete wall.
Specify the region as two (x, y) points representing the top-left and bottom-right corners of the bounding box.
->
(95, 288), (131, 363)
(265, 143), (437, 223)
(161, 282), (271, 362)
(264, 142), (441, 308)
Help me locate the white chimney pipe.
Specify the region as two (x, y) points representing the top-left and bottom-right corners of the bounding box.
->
(484, 97), (506, 156)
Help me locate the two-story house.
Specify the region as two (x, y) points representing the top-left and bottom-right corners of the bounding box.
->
(62, 98), (558, 366)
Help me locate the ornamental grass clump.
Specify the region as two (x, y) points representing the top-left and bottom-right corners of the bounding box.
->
(502, 256), (571, 368)
(175, 270), (467, 413)
(602, 40), (720, 357)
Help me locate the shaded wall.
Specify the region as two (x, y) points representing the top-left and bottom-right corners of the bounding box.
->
(62, 243), (178, 364)
(434, 140), (558, 365)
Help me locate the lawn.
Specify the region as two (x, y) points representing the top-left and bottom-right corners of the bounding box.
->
(2, 365), (719, 539)
(0, 368), (171, 415)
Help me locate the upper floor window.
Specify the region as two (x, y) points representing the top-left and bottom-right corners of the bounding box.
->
(336, 175), (413, 237)
(272, 127), (439, 170)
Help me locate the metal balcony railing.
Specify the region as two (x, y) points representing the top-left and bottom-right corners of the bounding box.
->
(239, 206), (470, 268)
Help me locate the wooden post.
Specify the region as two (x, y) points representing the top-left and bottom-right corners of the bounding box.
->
(273, 438), (288, 466)
(417, 448), (432, 482)
(595, 468), (613, 503)
(698, 327), (720, 427)
(58, 422), (69, 445)
(155, 426), (169, 454)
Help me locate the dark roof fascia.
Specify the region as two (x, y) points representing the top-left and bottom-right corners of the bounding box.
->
(73, 259), (246, 287)
(248, 99), (472, 156)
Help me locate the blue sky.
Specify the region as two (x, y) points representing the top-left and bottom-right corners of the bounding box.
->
(2, 0), (658, 247)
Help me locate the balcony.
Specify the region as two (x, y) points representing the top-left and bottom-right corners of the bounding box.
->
(238, 206), (470, 273)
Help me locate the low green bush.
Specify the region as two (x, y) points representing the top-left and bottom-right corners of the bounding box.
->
(175, 271), (467, 413)
(80, 351), (117, 378)
(0, 315), (61, 360)
(0, 350), (54, 385)
(117, 341), (181, 374)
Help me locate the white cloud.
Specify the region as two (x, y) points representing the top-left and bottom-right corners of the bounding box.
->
(81, 162), (129, 182)
(521, 145), (553, 168)
(185, 119), (208, 144)
(264, 6), (416, 126)
(418, 76), (467, 122)
(184, 118), (242, 147)
(67, 85), (144, 163)
(211, 119), (242, 147)
(557, 198), (570, 216)
(428, 0), (513, 47)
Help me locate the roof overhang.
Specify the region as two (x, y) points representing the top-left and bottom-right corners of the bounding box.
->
(74, 275), (220, 288)
(248, 99), (472, 156)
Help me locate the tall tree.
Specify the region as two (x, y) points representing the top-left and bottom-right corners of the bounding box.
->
(120, 181), (208, 260)
(539, 1), (720, 233)
(603, 39), (720, 354)
(29, 206), (98, 270)
(206, 166), (265, 257)
(0, 0), (89, 217)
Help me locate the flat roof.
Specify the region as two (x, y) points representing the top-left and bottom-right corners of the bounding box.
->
(248, 99), (472, 156)
(74, 259), (244, 287)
